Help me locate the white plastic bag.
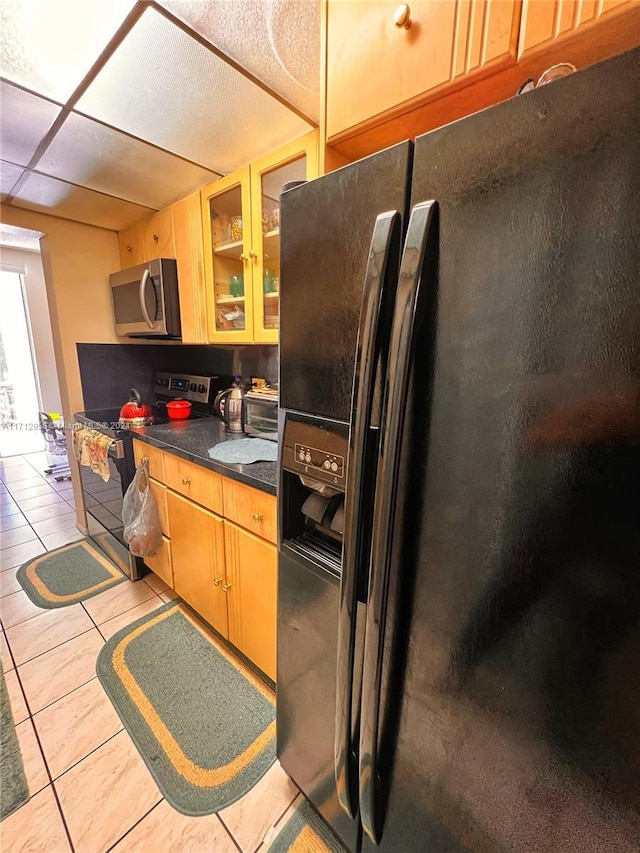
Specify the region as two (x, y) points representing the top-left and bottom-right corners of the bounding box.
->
(123, 458), (162, 557)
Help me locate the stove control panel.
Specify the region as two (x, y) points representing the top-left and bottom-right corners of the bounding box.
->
(155, 372), (215, 404)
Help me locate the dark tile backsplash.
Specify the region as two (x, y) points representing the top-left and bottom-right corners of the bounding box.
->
(77, 343), (278, 410)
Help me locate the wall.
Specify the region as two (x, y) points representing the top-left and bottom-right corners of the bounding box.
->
(0, 246), (62, 414)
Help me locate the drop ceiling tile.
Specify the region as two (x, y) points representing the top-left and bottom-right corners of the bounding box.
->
(76, 6), (314, 174)
(11, 172), (154, 231)
(0, 224), (42, 250)
(0, 82), (61, 166)
(1, 160), (24, 199)
(158, 0), (320, 122)
(39, 112), (219, 210)
(0, 0), (136, 102)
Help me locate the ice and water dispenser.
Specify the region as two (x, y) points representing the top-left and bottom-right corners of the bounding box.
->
(280, 413), (348, 575)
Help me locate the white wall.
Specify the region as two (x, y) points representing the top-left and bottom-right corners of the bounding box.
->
(0, 246), (62, 415)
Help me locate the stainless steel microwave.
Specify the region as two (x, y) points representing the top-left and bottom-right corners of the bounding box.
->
(110, 258), (181, 338)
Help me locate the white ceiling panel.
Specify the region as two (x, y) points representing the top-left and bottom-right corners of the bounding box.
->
(158, 0), (320, 121)
(76, 7), (314, 174)
(0, 224), (42, 251)
(12, 172), (154, 230)
(39, 112), (220, 210)
(0, 0), (136, 102)
(0, 160), (24, 198)
(0, 82), (61, 166)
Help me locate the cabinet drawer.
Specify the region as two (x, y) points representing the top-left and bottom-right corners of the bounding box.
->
(164, 454), (223, 514)
(149, 478), (169, 537)
(144, 535), (172, 588)
(223, 479), (277, 545)
(133, 440), (165, 482)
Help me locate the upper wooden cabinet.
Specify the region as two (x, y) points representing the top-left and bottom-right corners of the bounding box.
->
(117, 222), (144, 267)
(201, 131), (318, 344)
(326, 0), (521, 139)
(518, 0), (634, 57)
(143, 209), (174, 260)
(171, 193), (208, 344)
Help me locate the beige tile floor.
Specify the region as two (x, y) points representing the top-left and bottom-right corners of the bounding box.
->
(0, 452), (300, 852)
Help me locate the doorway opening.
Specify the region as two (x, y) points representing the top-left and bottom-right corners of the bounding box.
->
(0, 268), (46, 457)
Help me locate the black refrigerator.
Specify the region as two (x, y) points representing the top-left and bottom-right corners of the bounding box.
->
(277, 46), (640, 853)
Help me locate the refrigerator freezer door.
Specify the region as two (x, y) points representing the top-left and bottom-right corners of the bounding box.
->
(280, 141), (412, 423)
(364, 47), (640, 852)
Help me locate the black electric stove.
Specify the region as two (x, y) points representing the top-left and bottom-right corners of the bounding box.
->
(74, 372), (233, 579)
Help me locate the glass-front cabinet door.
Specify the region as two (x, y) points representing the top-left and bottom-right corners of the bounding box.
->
(202, 167), (254, 343)
(250, 132), (318, 343)
(201, 132), (318, 344)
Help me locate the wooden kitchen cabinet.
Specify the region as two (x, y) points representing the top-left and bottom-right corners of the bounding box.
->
(167, 490), (229, 637)
(144, 535), (173, 589)
(224, 521), (278, 681)
(171, 193), (208, 343)
(223, 477), (277, 546)
(143, 208), (174, 261)
(518, 0), (634, 58)
(118, 222), (144, 267)
(201, 131), (318, 344)
(326, 0), (521, 139)
(163, 453), (223, 514)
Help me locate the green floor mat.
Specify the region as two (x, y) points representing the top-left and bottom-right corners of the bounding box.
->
(0, 669), (29, 820)
(17, 538), (127, 608)
(268, 799), (349, 852)
(97, 601), (276, 816)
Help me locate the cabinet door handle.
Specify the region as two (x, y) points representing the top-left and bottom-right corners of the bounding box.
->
(153, 233), (159, 242)
(126, 245), (132, 252)
(222, 582), (232, 592)
(240, 253), (248, 262)
(252, 512), (264, 523)
(213, 577), (223, 586)
(394, 3), (412, 28)
(181, 477), (191, 485)
(249, 250), (258, 260)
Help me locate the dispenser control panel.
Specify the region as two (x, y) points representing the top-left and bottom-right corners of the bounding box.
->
(282, 414), (349, 490)
(294, 444), (344, 479)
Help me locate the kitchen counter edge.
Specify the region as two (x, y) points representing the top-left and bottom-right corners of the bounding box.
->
(130, 430), (277, 496)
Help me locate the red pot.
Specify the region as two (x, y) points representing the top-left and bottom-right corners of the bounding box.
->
(166, 399), (192, 420)
(120, 388), (154, 426)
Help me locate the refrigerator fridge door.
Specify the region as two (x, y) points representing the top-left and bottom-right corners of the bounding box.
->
(361, 47), (640, 852)
(279, 141), (413, 423)
(278, 142), (413, 852)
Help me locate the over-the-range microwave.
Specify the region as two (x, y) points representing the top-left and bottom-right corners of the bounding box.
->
(110, 258), (181, 338)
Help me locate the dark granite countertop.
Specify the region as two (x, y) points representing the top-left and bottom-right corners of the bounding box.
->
(130, 418), (277, 496)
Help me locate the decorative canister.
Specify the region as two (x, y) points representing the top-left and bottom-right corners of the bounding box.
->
(230, 216), (243, 241)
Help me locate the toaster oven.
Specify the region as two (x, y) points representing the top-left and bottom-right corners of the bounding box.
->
(242, 388), (278, 440)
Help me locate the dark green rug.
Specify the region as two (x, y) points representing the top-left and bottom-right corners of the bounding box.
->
(268, 799), (349, 852)
(17, 538), (127, 608)
(96, 601), (276, 816)
(0, 669), (29, 820)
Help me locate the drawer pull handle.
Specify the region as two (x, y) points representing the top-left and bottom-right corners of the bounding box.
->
(182, 477), (191, 485)
(222, 582), (232, 592)
(252, 512), (264, 523)
(213, 576), (223, 587)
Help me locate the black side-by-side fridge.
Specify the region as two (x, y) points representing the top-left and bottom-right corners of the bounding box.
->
(277, 46), (640, 853)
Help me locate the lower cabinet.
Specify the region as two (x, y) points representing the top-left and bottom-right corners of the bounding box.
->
(166, 490), (229, 638)
(224, 521), (277, 681)
(134, 438), (277, 681)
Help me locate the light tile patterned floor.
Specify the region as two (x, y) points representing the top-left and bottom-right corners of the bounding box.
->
(0, 452), (299, 852)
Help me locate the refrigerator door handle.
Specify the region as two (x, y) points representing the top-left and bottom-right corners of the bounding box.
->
(359, 200), (438, 844)
(335, 210), (402, 820)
